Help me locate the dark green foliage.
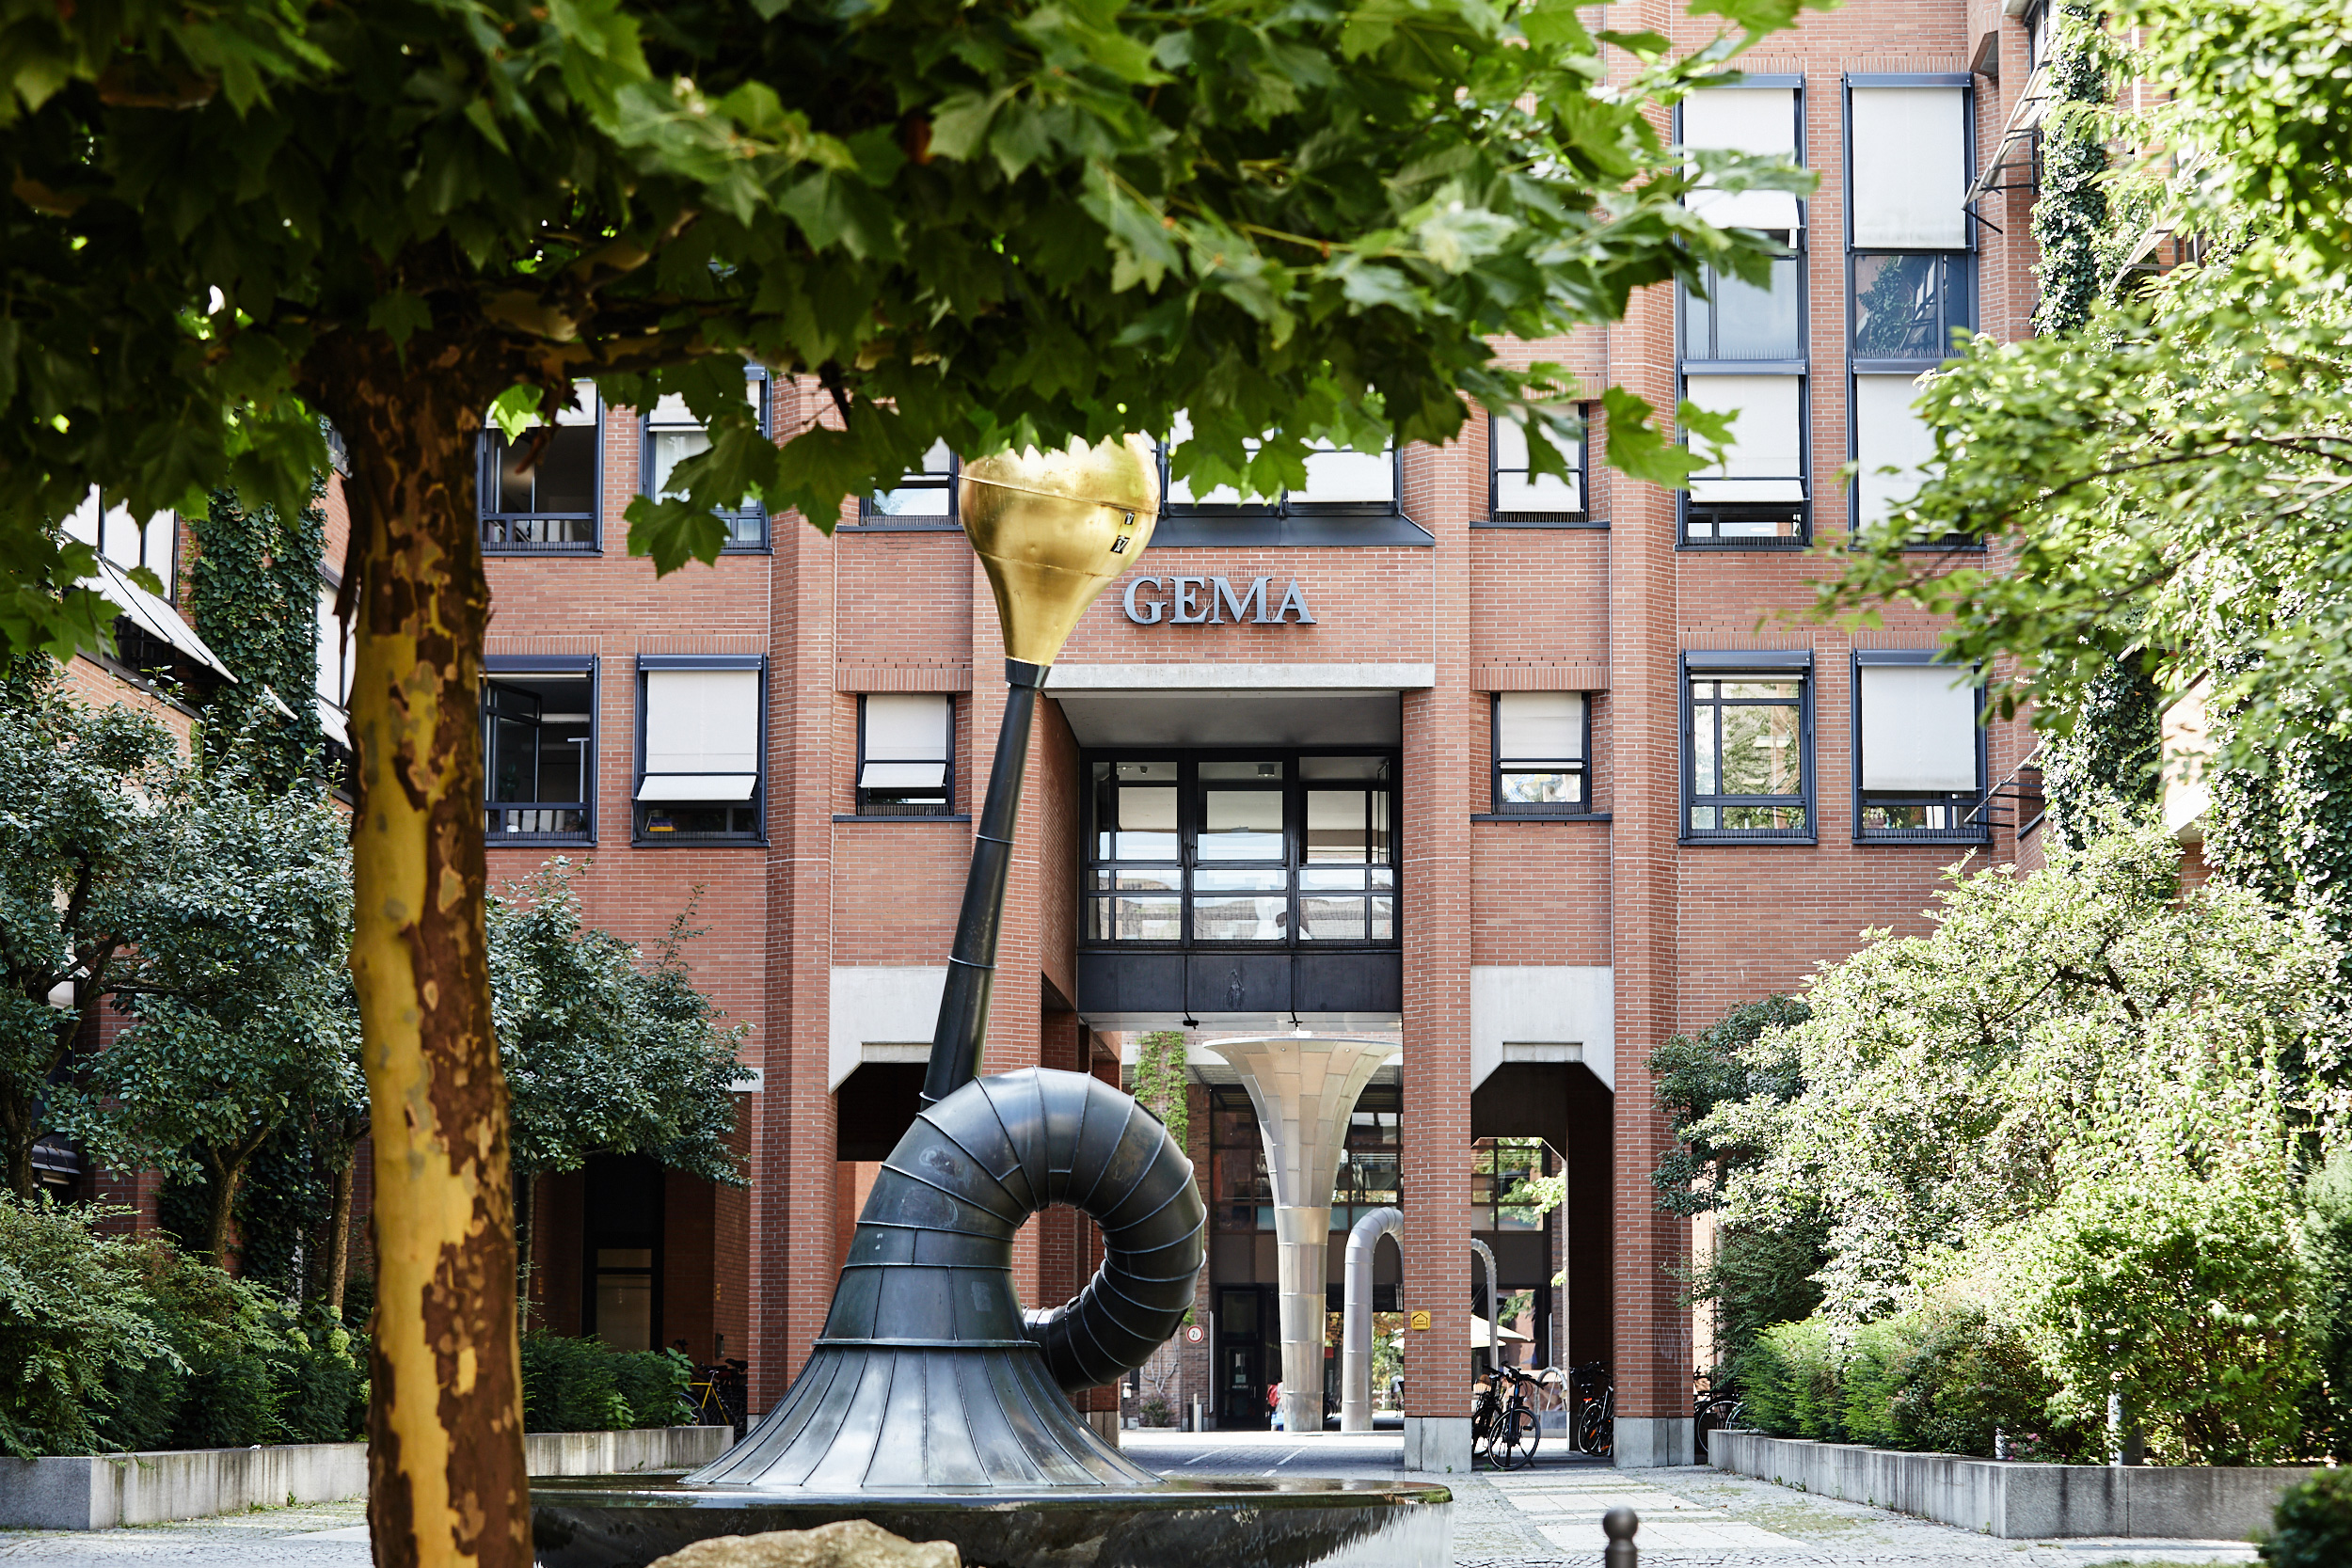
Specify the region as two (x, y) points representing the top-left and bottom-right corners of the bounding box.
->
(1691, 1216), (1829, 1374)
(2261, 1468), (2352, 1568)
(189, 483), (326, 792)
(2297, 1151), (2352, 1460)
(2029, 0), (2113, 337)
(1649, 996), (1811, 1216)
(2042, 659), (2160, 851)
(0, 1196), (173, 1459)
(519, 1335), (689, 1433)
(1737, 1318), (1845, 1441)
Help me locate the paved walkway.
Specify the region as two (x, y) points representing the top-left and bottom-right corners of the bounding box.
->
(0, 1433), (2265, 1567)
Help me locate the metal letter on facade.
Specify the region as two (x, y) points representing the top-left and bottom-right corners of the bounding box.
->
(1212, 576), (1271, 625)
(1122, 574), (1168, 625)
(1274, 579), (1317, 624)
(1169, 575), (1209, 624)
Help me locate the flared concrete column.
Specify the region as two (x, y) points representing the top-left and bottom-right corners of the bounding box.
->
(1216, 1034), (1395, 1437)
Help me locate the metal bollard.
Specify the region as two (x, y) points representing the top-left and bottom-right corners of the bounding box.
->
(1602, 1506), (1639, 1567)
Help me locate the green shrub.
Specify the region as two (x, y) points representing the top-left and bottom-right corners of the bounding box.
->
(612, 1348), (691, 1429)
(2297, 1151), (2352, 1459)
(2260, 1468), (2352, 1567)
(1739, 1318), (1846, 1441)
(1840, 1305), (2070, 1458)
(271, 1312), (366, 1444)
(0, 1196), (173, 1458)
(520, 1334), (629, 1433)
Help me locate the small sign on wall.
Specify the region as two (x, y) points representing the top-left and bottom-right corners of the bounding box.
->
(1408, 1309), (1432, 1332)
(1184, 1324), (1205, 1345)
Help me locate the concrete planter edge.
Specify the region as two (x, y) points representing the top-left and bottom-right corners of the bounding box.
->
(0, 1425), (730, 1530)
(1709, 1428), (2313, 1541)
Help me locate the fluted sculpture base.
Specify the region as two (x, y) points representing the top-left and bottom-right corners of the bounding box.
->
(530, 1475), (1454, 1568)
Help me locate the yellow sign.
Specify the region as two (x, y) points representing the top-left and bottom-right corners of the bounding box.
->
(1408, 1310), (1431, 1331)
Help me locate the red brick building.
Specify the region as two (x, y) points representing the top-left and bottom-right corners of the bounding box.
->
(51, 0), (2054, 1472)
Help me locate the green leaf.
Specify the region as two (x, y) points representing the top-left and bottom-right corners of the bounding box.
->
(1598, 387), (1700, 488)
(364, 293), (433, 351)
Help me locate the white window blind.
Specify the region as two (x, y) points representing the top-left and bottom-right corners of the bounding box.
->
(1685, 375), (1805, 502)
(63, 490), (174, 579)
(648, 379), (760, 430)
(1859, 664), (1977, 791)
(1295, 440), (1395, 504)
(1498, 692), (1585, 760)
(1492, 419), (1583, 514)
(1852, 372), (1940, 528)
(1849, 87), (1968, 248)
(643, 668), (759, 780)
(1683, 87), (1801, 232)
(553, 384), (599, 426)
(861, 693), (950, 789)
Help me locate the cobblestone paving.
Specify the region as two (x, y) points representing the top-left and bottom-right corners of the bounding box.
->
(0, 1442), (2265, 1567)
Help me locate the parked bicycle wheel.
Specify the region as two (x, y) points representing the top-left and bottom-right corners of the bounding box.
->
(1495, 1404), (1540, 1469)
(1576, 1396), (1614, 1457)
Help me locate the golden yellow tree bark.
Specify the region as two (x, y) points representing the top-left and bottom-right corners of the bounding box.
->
(328, 359), (531, 1568)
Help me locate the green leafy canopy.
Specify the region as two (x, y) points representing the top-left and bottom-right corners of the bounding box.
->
(2, 0), (1822, 645)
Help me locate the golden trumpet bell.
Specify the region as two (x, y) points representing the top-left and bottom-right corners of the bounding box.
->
(960, 434), (1160, 667)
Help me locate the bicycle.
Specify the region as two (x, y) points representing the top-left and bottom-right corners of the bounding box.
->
(1569, 1362), (1614, 1458)
(1692, 1368), (1744, 1465)
(688, 1359), (749, 1437)
(1470, 1363), (1542, 1470)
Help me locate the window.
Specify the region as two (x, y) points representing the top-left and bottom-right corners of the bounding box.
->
(1683, 255), (1804, 362)
(1210, 1085), (1403, 1233)
(1853, 653), (1985, 841)
(1851, 372), (1945, 535)
(635, 657), (763, 843)
(1683, 653), (1814, 842)
(482, 658), (595, 842)
(1491, 692), (1589, 815)
(856, 693), (953, 816)
(1487, 414), (1586, 522)
(1851, 253), (1971, 363)
(861, 440), (958, 525)
(480, 387), (599, 551)
(1159, 413), (1404, 519)
(644, 369), (771, 550)
(1471, 1137), (1552, 1231)
(1680, 82), (1803, 238)
(1682, 373), (1808, 544)
(1083, 752), (1398, 947)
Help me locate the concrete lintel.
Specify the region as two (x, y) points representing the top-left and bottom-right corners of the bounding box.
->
(1045, 662), (1438, 693)
(828, 966), (948, 1090)
(1470, 966), (1614, 1092)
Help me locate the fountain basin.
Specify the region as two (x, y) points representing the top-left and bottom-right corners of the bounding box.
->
(530, 1475), (1453, 1568)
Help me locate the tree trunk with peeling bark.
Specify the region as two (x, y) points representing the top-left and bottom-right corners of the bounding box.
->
(314, 351), (530, 1568)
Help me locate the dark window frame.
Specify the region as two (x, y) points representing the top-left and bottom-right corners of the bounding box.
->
(1152, 437), (1433, 547)
(639, 365), (773, 553)
(479, 392), (603, 556)
(1079, 746), (1404, 951)
(1849, 648), (1991, 845)
(1481, 406), (1596, 528)
(853, 691), (957, 817)
(482, 654), (597, 846)
(1675, 77), (1813, 551)
(1680, 649), (1818, 846)
(851, 445), (961, 531)
(1488, 691), (1595, 817)
(631, 653), (768, 847)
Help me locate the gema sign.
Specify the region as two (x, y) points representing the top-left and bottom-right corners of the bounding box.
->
(1121, 576), (1315, 626)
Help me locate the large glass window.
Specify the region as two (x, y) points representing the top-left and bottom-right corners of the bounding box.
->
(1471, 1137), (1553, 1231)
(1684, 657), (1813, 841)
(1488, 413), (1585, 521)
(1853, 655), (1985, 841)
(480, 388), (598, 551)
(483, 662), (594, 842)
(1161, 412), (1399, 517)
(1210, 1085), (1403, 1234)
(1682, 257), (1803, 362)
(1682, 373), (1808, 545)
(1083, 752), (1398, 947)
(1851, 254), (1970, 362)
(635, 657), (763, 843)
(644, 369), (770, 550)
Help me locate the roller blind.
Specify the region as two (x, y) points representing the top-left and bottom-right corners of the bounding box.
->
(1852, 372), (1941, 528)
(553, 384), (598, 427)
(649, 379), (762, 430)
(1685, 375), (1806, 502)
(644, 669), (759, 773)
(1498, 692), (1585, 760)
(1492, 419), (1582, 513)
(864, 693), (949, 761)
(1850, 87), (1968, 248)
(1683, 87), (1801, 231)
(1859, 664), (1977, 791)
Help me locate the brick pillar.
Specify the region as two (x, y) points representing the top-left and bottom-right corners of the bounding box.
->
(756, 375), (839, 1413)
(1606, 182), (1693, 1463)
(1401, 423), (1475, 1471)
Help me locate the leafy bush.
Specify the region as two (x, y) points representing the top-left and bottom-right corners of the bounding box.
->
(1738, 1318), (1846, 1441)
(2260, 1468), (2352, 1567)
(2297, 1151), (2352, 1460)
(0, 1196), (172, 1458)
(1839, 1305), (2074, 1459)
(520, 1335), (686, 1432)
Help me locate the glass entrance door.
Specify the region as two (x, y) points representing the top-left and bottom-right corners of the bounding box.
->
(1217, 1286), (1272, 1429)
